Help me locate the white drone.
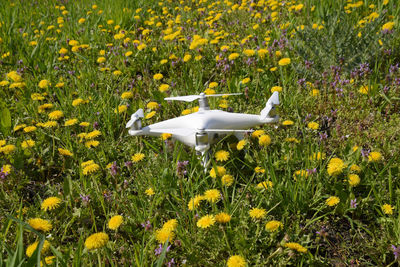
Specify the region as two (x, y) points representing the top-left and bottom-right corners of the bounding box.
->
(126, 92), (280, 166)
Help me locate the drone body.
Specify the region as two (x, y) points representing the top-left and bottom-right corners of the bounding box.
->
(126, 92), (280, 164)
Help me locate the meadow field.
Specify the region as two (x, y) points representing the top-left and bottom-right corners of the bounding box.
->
(1, 0), (400, 266)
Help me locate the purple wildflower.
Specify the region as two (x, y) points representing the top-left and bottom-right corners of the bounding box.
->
(109, 161), (118, 176)
(141, 220), (152, 231)
(392, 245), (400, 259)
(80, 194), (90, 206)
(176, 160), (189, 176)
(350, 198), (358, 209)
(167, 258), (175, 267)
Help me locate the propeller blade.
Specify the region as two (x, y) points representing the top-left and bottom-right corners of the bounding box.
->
(267, 91), (280, 105)
(126, 109), (144, 128)
(148, 128), (195, 136)
(205, 93), (242, 97)
(164, 95), (200, 102)
(261, 92), (279, 119)
(202, 129), (253, 133)
(164, 93), (242, 102)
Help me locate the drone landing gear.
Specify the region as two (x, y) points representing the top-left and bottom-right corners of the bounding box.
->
(197, 150), (211, 171)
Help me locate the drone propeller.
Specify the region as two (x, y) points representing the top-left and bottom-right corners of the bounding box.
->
(165, 93), (242, 102)
(126, 109), (144, 128)
(260, 92), (279, 120)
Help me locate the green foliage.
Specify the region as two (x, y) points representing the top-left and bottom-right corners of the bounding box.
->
(1, 0), (400, 266)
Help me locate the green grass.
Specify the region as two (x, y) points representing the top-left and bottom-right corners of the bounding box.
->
(1, 0), (400, 266)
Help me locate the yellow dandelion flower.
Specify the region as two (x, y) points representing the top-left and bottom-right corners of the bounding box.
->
(348, 174), (360, 187)
(26, 240), (50, 257)
(81, 160), (94, 168)
(31, 93), (44, 101)
(21, 139), (35, 149)
(278, 58), (291, 66)
(131, 153), (145, 162)
(350, 164), (361, 173)
(85, 232), (109, 250)
(215, 150), (230, 162)
(64, 119), (78, 126)
(59, 47), (68, 54)
(209, 166), (226, 178)
(307, 122), (319, 130)
(7, 71), (22, 82)
(256, 181), (273, 190)
(197, 215), (215, 228)
(215, 212), (231, 223)
(13, 124), (26, 132)
(155, 228), (175, 244)
(108, 215), (123, 230)
(282, 120), (294, 126)
(359, 85), (369, 95)
(0, 80), (10, 87)
(145, 111), (156, 119)
(228, 53), (239, 60)
(146, 102), (159, 110)
(72, 98), (84, 107)
(326, 196), (340, 207)
(1, 164), (12, 174)
(227, 255), (246, 267)
(0, 144), (16, 154)
(221, 174), (234, 186)
(183, 54), (192, 62)
(285, 242), (307, 253)
(161, 133), (172, 140)
(310, 152), (325, 160)
(265, 220), (283, 232)
(121, 91), (133, 99)
(188, 195), (204, 210)
(382, 203), (394, 215)
(162, 219), (178, 232)
(241, 77), (250, 84)
(28, 218), (52, 232)
(79, 122), (90, 127)
(236, 139), (247, 150)
(209, 82), (218, 88)
(41, 197), (62, 211)
(259, 134), (271, 146)
(368, 151), (382, 162)
(145, 188), (155, 196)
(249, 208), (267, 219)
(38, 80), (51, 89)
(153, 73), (163, 80)
(254, 166), (265, 173)
(23, 126), (37, 133)
(243, 49), (255, 57)
(97, 57), (106, 63)
(115, 105), (128, 114)
(159, 83), (170, 92)
(48, 110), (64, 120)
(44, 256), (56, 265)
(85, 130), (102, 140)
(113, 70), (122, 76)
(203, 189), (221, 203)
(42, 121), (58, 128)
(271, 86), (282, 93)
(327, 158), (345, 176)
(251, 130), (265, 138)
(83, 163), (100, 175)
(38, 103), (54, 113)
(85, 140), (100, 148)
(382, 21), (394, 31)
